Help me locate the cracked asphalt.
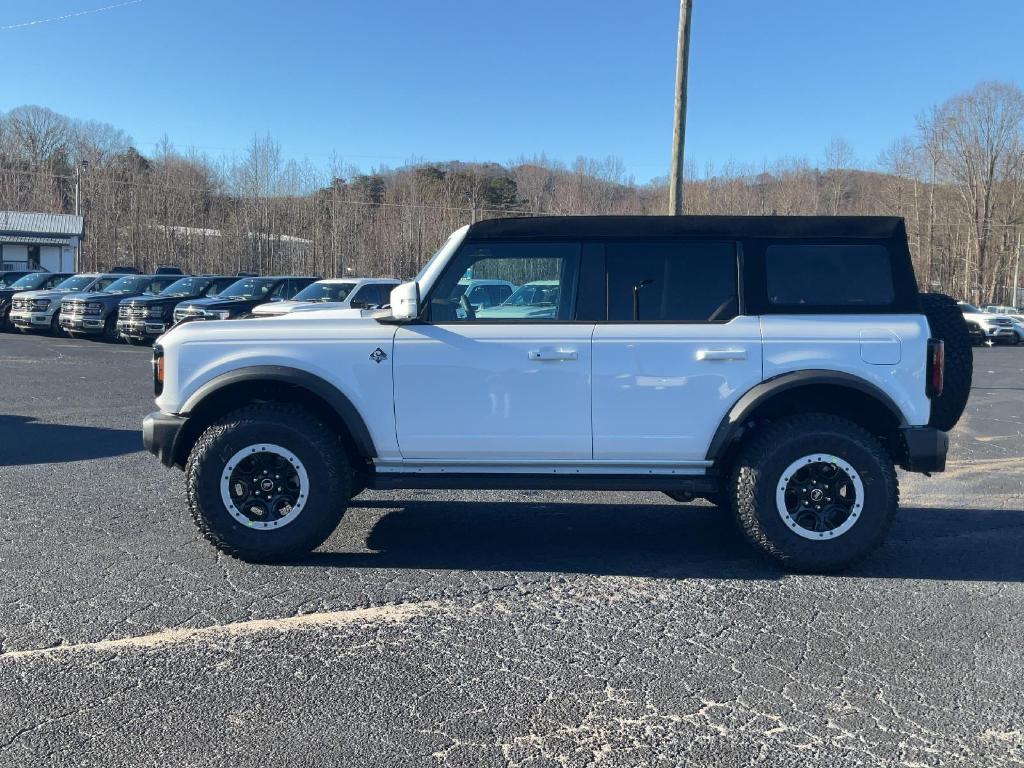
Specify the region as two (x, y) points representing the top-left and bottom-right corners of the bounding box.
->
(0, 332), (1022, 767)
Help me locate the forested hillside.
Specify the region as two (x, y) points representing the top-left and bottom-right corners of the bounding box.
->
(1, 80), (1021, 304)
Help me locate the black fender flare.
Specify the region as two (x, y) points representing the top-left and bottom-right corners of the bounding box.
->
(705, 370), (907, 462)
(180, 365), (376, 458)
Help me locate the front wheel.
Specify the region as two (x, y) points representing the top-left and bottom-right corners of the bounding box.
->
(186, 403), (352, 561)
(102, 314), (119, 342)
(730, 414), (898, 572)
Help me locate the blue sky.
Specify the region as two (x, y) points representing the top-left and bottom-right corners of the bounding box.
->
(2, 0), (1022, 182)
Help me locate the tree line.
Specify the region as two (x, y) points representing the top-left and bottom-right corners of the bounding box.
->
(1, 80), (1021, 304)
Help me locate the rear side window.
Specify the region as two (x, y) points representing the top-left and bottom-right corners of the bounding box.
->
(765, 245), (894, 307)
(606, 241), (737, 322)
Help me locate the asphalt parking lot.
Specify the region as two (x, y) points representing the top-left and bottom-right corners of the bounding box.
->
(0, 332), (1022, 767)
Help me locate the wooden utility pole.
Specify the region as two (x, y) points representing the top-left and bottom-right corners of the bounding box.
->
(668, 0), (693, 215)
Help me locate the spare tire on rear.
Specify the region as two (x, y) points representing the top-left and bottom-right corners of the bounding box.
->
(919, 292), (972, 431)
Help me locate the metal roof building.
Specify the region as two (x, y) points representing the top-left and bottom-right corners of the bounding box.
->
(0, 211), (84, 272)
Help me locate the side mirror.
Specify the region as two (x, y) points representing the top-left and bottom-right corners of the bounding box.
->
(389, 281), (420, 321)
(349, 299), (369, 310)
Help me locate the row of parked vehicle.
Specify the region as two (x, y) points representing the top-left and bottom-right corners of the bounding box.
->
(958, 302), (1024, 345)
(1, 265), (578, 344)
(0, 268), (403, 344)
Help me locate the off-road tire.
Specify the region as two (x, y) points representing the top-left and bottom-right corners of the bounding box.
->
(919, 292), (972, 431)
(730, 413), (899, 573)
(186, 403), (352, 562)
(49, 311), (63, 337)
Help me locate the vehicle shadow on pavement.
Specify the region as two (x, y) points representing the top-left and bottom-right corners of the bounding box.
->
(0, 414), (141, 466)
(305, 499), (775, 579)
(301, 499), (1024, 582)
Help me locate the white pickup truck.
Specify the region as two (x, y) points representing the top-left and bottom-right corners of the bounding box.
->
(143, 216), (971, 572)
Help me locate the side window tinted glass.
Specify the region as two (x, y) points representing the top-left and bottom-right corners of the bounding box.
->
(765, 245), (894, 306)
(606, 241), (737, 322)
(428, 242), (580, 322)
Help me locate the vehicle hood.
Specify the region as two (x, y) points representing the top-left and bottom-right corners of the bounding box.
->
(177, 296), (262, 310)
(160, 313), (386, 347)
(251, 300), (353, 315)
(13, 288), (79, 301)
(122, 293), (197, 306)
(67, 290), (119, 302)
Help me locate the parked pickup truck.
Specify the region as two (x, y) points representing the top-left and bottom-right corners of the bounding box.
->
(0, 271), (72, 331)
(143, 216), (970, 572)
(10, 273), (121, 335)
(61, 274), (180, 341)
(250, 277), (400, 317)
(172, 276), (319, 324)
(118, 275), (239, 344)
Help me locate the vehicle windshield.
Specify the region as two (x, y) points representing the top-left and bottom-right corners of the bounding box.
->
(159, 277), (208, 297)
(503, 283), (560, 307)
(292, 282), (357, 302)
(217, 278), (275, 300)
(104, 276), (147, 294)
(52, 275), (98, 292)
(959, 303), (981, 314)
(0, 273), (26, 288)
(8, 273), (50, 290)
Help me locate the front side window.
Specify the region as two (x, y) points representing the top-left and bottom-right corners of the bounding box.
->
(766, 244), (894, 307)
(606, 241), (738, 322)
(428, 242), (580, 322)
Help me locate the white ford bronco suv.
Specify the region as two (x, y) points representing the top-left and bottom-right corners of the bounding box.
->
(143, 216), (971, 572)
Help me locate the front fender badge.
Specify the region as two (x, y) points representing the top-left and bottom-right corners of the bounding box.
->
(370, 347), (388, 364)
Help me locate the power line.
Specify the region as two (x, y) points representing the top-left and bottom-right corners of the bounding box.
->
(0, 0), (143, 31)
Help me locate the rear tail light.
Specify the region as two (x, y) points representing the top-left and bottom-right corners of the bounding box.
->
(926, 338), (944, 398)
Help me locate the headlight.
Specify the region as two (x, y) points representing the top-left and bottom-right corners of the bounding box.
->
(204, 309), (231, 320)
(30, 299), (51, 310)
(148, 306), (166, 318)
(85, 302), (103, 315)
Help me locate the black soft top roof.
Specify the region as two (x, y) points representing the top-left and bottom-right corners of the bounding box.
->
(466, 215), (906, 241)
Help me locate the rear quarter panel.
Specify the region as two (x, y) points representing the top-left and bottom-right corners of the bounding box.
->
(760, 315), (930, 426)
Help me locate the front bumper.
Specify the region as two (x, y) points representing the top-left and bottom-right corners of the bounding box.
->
(142, 411), (188, 468)
(10, 310), (52, 329)
(60, 315), (105, 334)
(984, 327), (1016, 340)
(118, 318), (166, 338)
(899, 426), (948, 473)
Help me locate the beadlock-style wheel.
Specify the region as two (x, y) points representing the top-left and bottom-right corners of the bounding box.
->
(775, 454), (864, 541)
(219, 443), (309, 530)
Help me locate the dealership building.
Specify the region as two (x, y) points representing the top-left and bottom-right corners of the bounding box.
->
(0, 211), (83, 272)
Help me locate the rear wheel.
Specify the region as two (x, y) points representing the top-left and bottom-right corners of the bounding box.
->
(186, 403), (352, 561)
(730, 414), (898, 572)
